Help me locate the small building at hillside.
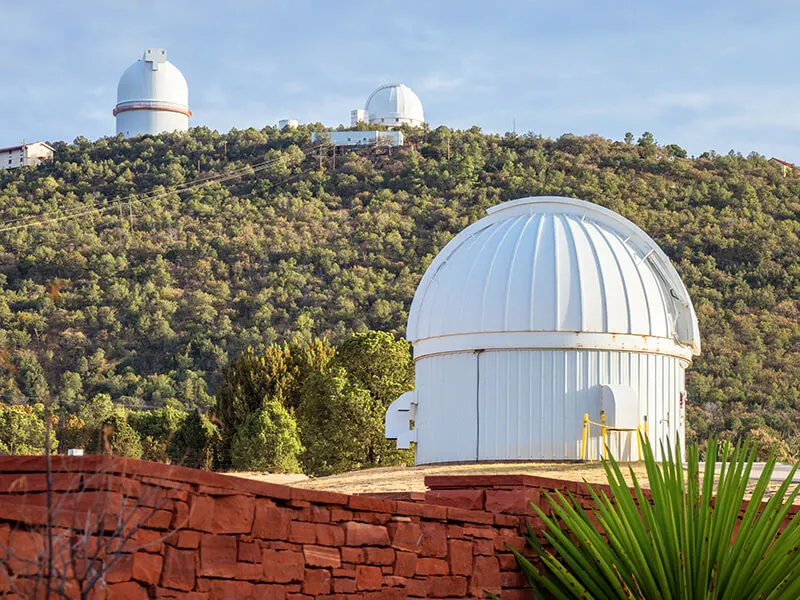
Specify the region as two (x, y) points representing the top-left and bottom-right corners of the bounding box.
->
(311, 130), (404, 147)
(386, 196), (701, 463)
(0, 141), (55, 170)
(769, 157), (794, 177)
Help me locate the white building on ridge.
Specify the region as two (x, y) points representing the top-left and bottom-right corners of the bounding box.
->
(114, 48), (191, 138)
(352, 84), (424, 128)
(386, 196), (701, 464)
(0, 142), (55, 171)
(311, 131), (403, 147)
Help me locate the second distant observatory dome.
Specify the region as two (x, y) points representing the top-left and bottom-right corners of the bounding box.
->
(114, 48), (191, 138)
(365, 84), (424, 128)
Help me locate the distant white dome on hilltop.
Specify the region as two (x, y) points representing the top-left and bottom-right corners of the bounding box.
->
(365, 83), (424, 128)
(114, 48), (191, 138)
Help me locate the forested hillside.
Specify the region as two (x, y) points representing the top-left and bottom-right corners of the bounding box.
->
(0, 125), (798, 454)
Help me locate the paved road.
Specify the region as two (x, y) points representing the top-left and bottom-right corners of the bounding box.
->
(750, 463), (800, 483)
(698, 462), (800, 483)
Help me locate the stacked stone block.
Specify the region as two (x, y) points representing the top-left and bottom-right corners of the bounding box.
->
(0, 459), (784, 599)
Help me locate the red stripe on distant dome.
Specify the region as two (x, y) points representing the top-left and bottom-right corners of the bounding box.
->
(113, 104), (192, 117)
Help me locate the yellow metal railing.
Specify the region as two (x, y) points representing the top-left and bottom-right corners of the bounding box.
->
(581, 411), (646, 461)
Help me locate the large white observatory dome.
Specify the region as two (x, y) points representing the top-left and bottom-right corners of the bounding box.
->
(114, 48), (191, 138)
(386, 196), (701, 464)
(365, 84), (424, 128)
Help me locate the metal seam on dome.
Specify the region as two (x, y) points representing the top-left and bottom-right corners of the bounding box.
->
(417, 229), (475, 338)
(552, 215), (560, 329)
(562, 215), (584, 331)
(607, 229), (649, 335)
(649, 263), (682, 345)
(457, 222), (508, 336)
(575, 217), (608, 332)
(480, 215), (525, 331)
(112, 104), (192, 118)
(595, 222), (633, 334)
(528, 214), (545, 330)
(431, 231), (483, 337)
(615, 229), (657, 337)
(502, 215), (534, 330)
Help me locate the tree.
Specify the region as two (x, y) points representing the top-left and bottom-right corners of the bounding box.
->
(297, 366), (412, 476)
(169, 409), (219, 470)
(128, 406), (187, 462)
(214, 339), (333, 461)
(0, 404), (57, 455)
(296, 368), (375, 476)
(75, 394), (143, 458)
(332, 331), (414, 408)
(637, 131), (656, 147)
(665, 143), (687, 158)
(230, 400), (302, 472)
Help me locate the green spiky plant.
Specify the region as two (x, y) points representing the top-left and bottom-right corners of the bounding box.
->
(507, 437), (800, 599)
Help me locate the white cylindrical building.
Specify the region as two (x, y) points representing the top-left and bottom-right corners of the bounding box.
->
(114, 48), (191, 138)
(386, 196), (701, 463)
(365, 84), (424, 128)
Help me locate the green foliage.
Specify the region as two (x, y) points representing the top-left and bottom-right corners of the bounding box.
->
(169, 409), (219, 470)
(128, 406), (187, 462)
(297, 361), (412, 476)
(230, 400), (302, 472)
(332, 331), (414, 407)
(296, 368), (376, 476)
(0, 126), (797, 455)
(511, 437), (800, 600)
(77, 394), (143, 458)
(214, 338), (333, 462)
(0, 403), (57, 455)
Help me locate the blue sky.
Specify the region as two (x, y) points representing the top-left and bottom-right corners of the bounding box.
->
(3, 1), (800, 159)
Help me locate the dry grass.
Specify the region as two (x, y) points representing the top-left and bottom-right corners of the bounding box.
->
(230, 461), (800, 504)
(232, 461), (650, 495)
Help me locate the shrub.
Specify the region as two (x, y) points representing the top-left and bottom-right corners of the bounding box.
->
(0, 403), (57, 455)
(230, 400), (302, 472)
(169, 409), (219, 470)
(297, 367), (412, 476)
(85, 413), (143, 459)
(76, 394), (143, 458)
(128, 406), (187, 462)
(215, 339), (333, 462)
(508, 437), (800, 599)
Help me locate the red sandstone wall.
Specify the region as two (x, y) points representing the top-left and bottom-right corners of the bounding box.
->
(0, 457), (557, 600)
(0, 458), (774, 599)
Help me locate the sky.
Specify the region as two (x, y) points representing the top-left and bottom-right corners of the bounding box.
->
(3, 0), (800, 160)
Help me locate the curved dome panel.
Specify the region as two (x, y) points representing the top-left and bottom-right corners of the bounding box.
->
(117, 61), (188, 106)
(114, 49), (190, 138)
(407, 197), (700, 359)
(366, 83), (424, 127)
(117, 49), (188, 106)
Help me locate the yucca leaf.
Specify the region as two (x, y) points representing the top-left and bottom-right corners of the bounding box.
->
(510, 436), (800, 600)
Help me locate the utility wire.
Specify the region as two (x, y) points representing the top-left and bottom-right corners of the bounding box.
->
(0, 141), (333, 234)
(0, 141), (328, 227)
